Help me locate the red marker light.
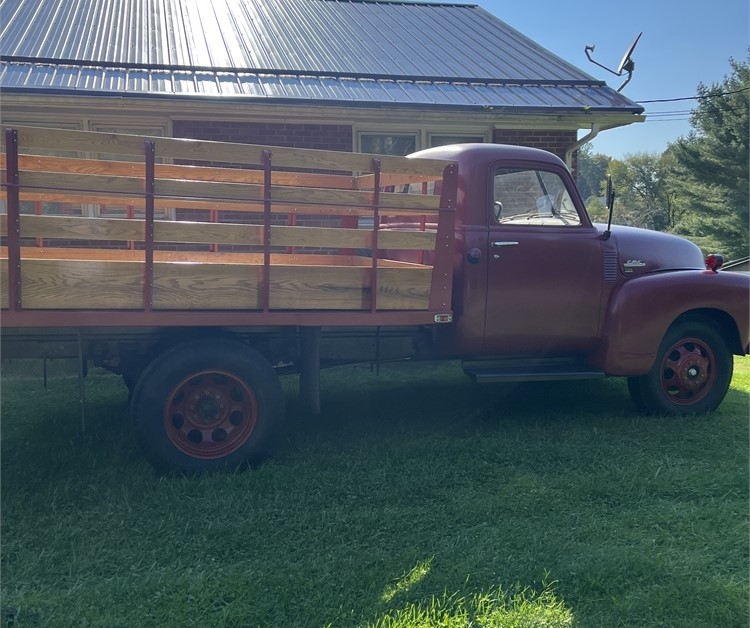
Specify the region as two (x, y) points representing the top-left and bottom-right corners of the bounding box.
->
(705, 254), (724, 272)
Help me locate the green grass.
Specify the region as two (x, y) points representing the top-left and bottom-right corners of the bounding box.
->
(1, 358), (748, 627)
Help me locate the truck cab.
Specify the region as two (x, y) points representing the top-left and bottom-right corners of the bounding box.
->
(411, 143), (748, 414)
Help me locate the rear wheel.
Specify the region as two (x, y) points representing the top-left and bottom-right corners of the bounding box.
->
(628, 319), (732, 415)
(130, 338), (284, 473)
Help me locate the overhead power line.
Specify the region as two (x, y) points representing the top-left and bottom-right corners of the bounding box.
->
(637, 87), (749, 104)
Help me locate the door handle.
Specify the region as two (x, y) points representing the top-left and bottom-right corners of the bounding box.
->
(491, 241), (519, 247)
(491, 240), (518, 259)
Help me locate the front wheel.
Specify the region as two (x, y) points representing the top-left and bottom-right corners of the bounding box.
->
(130, 338), (284, 473)
(628, 319), (733, 415)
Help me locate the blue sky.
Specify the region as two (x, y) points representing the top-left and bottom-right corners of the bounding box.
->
(479, 0), (748, 158)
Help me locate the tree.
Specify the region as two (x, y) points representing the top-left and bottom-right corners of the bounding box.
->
(576, 144), (610, 202)
(669, 55), (749, 258)
(605, 152), (681, 231)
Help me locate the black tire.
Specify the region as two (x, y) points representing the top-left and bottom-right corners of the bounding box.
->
(130, 338), (284, 473)
(628, 319), (733, 415)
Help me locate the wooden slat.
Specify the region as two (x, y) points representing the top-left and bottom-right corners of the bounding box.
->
(375, 267), (432, 309)
(2, 215), (435, 250)
(355, 172), (441, 190)
(6, 126), (452, 176)
(12, 170), (440, 212)
(20, 171), (145, 197)
(268, 265), (431, 310)
(269, 266), (369, 309)
(19, 259), (143, 309)
(13, 216), (264, 246)
(155, 221), (263, 245)
(1, 190), (389, 216)
(271, 225), (435, 250)
(1, 246), (427, 268)
(6, 255), (431, 311)
(12, 215), (144, 241)
(271, 225), (369, 249)
(0, 154), (357, 190)
(270, 185), (440, 211)
(153, 263), (262, 310)
(20, 173), (408, 214)
(378, 229), (436, 250)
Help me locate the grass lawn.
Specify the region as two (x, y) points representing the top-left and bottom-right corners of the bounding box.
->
(1, 357), (748, 627)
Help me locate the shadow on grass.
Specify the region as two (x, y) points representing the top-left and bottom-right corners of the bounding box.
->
(1, 361), (747, 626)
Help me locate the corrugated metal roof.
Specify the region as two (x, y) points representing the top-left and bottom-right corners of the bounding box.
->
(0, 0), (644, 113)
(0, 60), (642, 112)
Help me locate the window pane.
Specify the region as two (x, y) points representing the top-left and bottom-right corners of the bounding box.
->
(360, 133), (416, 156)
(429, 134), (484, 147)
(493, 168), (581, 227)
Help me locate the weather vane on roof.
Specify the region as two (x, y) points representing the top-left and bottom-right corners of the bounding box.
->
(584, 32), (642, 92)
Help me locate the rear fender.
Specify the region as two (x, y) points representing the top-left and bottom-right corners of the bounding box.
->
(594, 270), (750, 376)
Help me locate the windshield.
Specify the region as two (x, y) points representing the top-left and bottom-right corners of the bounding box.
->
(493, 168), (581, 227)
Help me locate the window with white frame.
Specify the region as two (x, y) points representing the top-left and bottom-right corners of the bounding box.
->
(359, 133), (418, 156)
(357, 129), (487, 156)
(429, 133), (485, 148)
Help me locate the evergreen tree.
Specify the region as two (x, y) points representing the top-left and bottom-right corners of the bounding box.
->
(669, 55), (749, 258)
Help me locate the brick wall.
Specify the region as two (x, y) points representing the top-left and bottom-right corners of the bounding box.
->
(172, 120), (353, 152)
(493, 129), (577, 167)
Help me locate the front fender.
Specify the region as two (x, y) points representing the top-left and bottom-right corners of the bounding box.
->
(594, 270), (750, 376)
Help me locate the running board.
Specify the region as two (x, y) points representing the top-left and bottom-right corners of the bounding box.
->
(462, 360), (605, 383)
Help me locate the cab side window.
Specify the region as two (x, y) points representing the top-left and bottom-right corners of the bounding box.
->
(493, 168), (581, 226)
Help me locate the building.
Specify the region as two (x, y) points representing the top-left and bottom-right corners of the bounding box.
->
(0, 0), (644, 167)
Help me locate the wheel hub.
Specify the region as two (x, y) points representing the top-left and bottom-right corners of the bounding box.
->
(661, 338), (714, 402)
(189, 389), (227, 425)
(164, 370), (258, 459)
(678, 358), (708, 390)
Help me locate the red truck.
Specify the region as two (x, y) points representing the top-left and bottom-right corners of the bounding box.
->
(2, 127), (748, 473)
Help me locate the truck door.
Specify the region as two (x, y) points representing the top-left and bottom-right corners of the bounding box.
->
(483, 165), (603, 356)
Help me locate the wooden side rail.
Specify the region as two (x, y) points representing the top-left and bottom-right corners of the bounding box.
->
(0, 154), (358, 190)
(2, 126), (449, 177)
(0, 215), (437, 250)
(0, 126), (456, 316)
(5, 170), (441, 212)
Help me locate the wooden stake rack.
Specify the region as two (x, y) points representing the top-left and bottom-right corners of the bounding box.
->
(1, 126), (457, 328)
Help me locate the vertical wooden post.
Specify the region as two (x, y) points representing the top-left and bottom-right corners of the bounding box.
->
(428, 163), (458, 313)
(5, 128), (22, 311)
(369, 158), (381, 313)
(262, 149), (272, 312)
(143, 140), (156, 312)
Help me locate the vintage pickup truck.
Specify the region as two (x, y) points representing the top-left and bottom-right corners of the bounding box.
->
(2, 127), (748, 473)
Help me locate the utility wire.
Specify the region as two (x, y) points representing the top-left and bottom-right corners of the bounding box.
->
(637, 87), (749, 104)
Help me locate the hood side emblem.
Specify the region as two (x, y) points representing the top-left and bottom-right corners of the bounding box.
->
(623, 259), (647, 273)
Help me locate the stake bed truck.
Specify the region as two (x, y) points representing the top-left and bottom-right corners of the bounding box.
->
(2, 127), (747, 473)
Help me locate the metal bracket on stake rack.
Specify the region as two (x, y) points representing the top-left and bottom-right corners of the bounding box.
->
(4, 128), (22, 312)
(143, 140), (156, 311)
(370, 158), (381, 314)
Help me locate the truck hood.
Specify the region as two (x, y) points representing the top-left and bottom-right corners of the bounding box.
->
(595, 224), (706, 276)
